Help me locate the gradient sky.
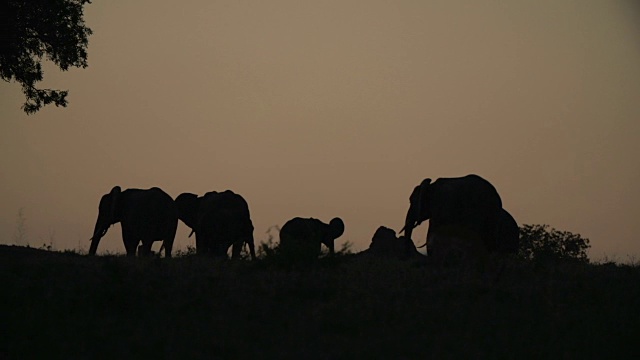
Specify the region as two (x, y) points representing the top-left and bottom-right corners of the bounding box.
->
(1, 0), (639, 259)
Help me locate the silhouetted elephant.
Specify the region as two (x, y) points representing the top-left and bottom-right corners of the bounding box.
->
(360, 226), (424, 261)
(89, 186), (178, 257)
(176, 190), (256, 259)
(401, 175), (503, 256)
(278, 217), (344, 260)
(174, 192), (206, 254)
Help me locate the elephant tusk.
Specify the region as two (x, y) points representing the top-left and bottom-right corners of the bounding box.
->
(405, 220), (422, 232)
(399, 221), (418, 234)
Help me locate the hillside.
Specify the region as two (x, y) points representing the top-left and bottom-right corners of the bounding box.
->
(1, 245), (639, 359)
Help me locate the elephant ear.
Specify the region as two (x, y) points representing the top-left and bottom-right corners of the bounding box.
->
(328, 217), (345, 239)
(175, 193), (199, 230)
(109, 186), (122, 222)
(416, 178), (432, 219)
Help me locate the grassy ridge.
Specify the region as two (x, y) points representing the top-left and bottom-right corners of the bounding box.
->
(1, 245), (639, 359)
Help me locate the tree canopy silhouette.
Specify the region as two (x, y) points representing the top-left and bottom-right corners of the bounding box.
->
(0, 0), (92, 115)
(518, 224), (590, 263)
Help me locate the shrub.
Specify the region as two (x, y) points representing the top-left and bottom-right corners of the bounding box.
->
(518, 224), (590, 263)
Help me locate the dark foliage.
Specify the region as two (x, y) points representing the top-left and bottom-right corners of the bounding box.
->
(0, 0), (92, 114)
(518, 224), (590, 263)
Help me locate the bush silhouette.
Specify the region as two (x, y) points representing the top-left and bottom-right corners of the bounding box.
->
(518, 224), (590, 263)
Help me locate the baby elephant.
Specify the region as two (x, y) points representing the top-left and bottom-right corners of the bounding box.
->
(279, 217), (345, 260)
(364, 226), (424, 261)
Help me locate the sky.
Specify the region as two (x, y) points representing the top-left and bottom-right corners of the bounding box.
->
(1, 0), (639, 260)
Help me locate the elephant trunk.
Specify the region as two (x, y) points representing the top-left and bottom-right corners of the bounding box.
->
(403, 211), (417, 240)
(89, 217), (108, 256)
(89, 234), (101, 256)
(403, 178), (431, 240)
(327, 240), (335, 255)
(327, 217), (344, 255)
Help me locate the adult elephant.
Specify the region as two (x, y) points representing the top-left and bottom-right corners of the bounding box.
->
(89, 186), (178, 257)
(178, 190), (256, 260)
(401, 175), (503, 256)
(279, 217), (344, 260)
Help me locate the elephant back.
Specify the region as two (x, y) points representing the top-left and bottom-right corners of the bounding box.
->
(429, 175), (502, 250)
(279, 217), (326, 260)
(175, 192), (200, 230)
(122, 187), (178, 239)
(367, 226), (423, 261)
(430, 175), (501, 220)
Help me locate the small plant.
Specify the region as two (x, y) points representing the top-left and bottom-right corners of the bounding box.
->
(336, 240), (353, 255)
(518, 224), (590, 263)
(13, 208), (27, 245)
(175, 245), (197, 257)
(257, 225), (281, 259)
(38, 228), (56, 251)
(318, 240), (353, 257)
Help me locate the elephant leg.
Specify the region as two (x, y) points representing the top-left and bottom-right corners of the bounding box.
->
(122, 226), (138, 257)
(211, 237), (226, 258)
(195, 233), (206, 255)
(162, 239), (173, 258)
(138, 241), (153, 257)
(247, 238), (256, 260)
(427, 223), (488, 268)
(231, 240), (242, 259)
(163, 221), (177, 258)
(216, 241), (230, 259)
(425, 225), (437, 257)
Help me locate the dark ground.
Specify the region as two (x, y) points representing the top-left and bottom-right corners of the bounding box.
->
(1, 244), (639, 359)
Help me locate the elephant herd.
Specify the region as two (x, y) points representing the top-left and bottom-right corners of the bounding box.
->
(89, 174), (519, 262)
(89, 187), (256, 259)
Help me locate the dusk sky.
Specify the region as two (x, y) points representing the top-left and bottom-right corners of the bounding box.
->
(1, 0), (639, 259)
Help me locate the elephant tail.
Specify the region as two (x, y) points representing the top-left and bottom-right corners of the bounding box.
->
(416, 242), (427, 249)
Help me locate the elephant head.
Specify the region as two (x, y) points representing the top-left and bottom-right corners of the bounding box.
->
(89, 186), (122, 255)
(324, 217), (345, 254)
(402, 178), (432, 241)
(175, 192), (200, 236)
